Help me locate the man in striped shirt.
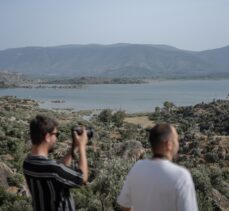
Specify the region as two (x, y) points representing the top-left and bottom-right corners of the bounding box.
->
(23, 115), (88, 211)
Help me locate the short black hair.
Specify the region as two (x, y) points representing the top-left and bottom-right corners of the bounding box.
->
(148, 124), (173, 150)
(30, 115), (58, 145)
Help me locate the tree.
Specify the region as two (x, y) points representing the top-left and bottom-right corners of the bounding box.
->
(112, 111), (126, 127)
(163, 101), (175, 111)
(155, 106), (160, 113)
(98, 109), (113, 124)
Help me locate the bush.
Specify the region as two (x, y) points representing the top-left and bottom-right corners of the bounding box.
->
(112, 111), (125, 127)
(0, 186), (32, 211)
(205, 153), (219, 163)
(196, 191), (214, 211)
(163, 101), (175, 111)
(98, 109), (113, 124)
(74, 158), (133, 211)
(0, 200), (32, 211)
(191, 168), (212, 193)
(191, 168), (214, 210)
(7, 174), (24, 187)
(210, 169), (223, 187)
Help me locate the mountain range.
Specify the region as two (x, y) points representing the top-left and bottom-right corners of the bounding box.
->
(0, 43), (228, 78)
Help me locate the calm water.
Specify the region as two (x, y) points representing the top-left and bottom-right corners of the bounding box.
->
(0, 80), (228, 113)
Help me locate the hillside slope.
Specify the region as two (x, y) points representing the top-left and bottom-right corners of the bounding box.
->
(0, 44), (228, 78)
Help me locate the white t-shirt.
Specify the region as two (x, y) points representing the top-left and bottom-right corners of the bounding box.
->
(117, 159), (198, 211)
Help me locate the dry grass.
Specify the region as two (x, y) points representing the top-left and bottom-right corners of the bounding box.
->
(124, 116), (154, 128)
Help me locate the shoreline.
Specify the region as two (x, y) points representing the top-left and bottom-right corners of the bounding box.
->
(0, 79), (228, 114)
(1, 77), (229, 89)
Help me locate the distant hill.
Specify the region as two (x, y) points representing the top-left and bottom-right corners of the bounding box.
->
(196, 45), (229, 67)
(0, 44), (228, 78)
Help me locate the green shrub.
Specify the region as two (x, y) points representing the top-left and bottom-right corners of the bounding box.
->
(74, 158), (133, 211)
(205, 153), (219, 163)
(112, 111), (125, 127)
(0, 186), (32, 211)
(98, 109), (113, 124)
(191, 168), (212, 193)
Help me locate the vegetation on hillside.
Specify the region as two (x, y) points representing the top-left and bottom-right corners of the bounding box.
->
(1, 44), (229, 78)
(41, 76), (146, 85)
(0, 96), (228, 210)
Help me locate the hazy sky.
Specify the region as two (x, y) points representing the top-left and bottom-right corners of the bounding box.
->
(0, 0), (229, 51)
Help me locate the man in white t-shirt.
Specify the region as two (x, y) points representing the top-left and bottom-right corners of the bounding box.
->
(117, 123), (199, 211)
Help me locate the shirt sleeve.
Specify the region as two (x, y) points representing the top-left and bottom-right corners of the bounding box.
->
(117, 174), (132, 208)
(176, 171), (199, 211)
(55, 163), (84, 188)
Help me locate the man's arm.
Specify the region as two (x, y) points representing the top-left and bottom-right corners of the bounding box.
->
(62, 148), (74, 167)
(176, 172), (199, 211)
(73, 128), (88, 183)
(117, 173), (133, 211)
(78, 144), (88, 183)
(62, 127), (88, 183)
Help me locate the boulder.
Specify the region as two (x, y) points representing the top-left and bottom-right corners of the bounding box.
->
(0, 162), (14, 188)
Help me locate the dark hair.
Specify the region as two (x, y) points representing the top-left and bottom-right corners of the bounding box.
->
(30, 115), (58, 145)
(148, 124), (173, 150)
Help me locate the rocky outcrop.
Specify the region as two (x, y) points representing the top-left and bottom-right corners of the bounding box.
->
(115, 140), (145, 160)
(0, 162), (14, 188)
(212, 188), (229, 211)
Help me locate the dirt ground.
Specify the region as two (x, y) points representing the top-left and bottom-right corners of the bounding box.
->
(124, 116), (154, 128)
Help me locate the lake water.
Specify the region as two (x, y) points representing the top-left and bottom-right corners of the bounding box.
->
(0, 80), (228, 113)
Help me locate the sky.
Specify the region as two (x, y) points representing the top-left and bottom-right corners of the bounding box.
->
(0, 0), (229, 51)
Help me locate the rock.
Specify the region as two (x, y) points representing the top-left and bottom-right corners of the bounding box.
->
(6, 186), (18, 194)
(212, 188), (229, 211)
(17, 185), (30, 197)
(0, 162), (14, 188)
(115, 140), (145, 160)
(9, 116), (16, 122)
(2, 154), (14, 161)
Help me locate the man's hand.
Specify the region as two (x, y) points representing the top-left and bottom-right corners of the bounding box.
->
(73, 127), (88, 149)
(63, 127), (88, 183)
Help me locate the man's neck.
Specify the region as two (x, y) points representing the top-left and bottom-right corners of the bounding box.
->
(153, 153), (167, 159)
(152, 152), (173, 161)
(31, 144), (49, 157)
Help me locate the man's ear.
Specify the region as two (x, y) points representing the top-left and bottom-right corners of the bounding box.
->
(44, 133), (51, 143)
(166, 139), (173, 152)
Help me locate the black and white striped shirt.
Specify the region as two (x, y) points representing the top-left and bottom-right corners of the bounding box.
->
(23, 155), (83, 211)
